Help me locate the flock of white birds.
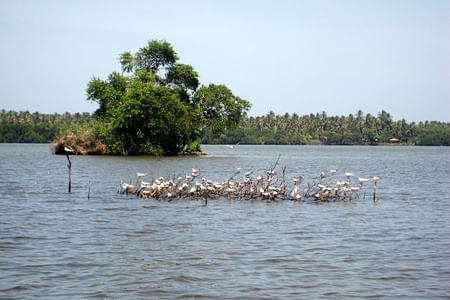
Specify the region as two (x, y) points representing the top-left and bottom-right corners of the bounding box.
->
(120, 166), (380, 204)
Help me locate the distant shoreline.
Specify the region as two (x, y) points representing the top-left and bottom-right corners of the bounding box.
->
(2, 110), (450, 148)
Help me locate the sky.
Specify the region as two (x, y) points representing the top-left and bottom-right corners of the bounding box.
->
(0, 0), (449, 122)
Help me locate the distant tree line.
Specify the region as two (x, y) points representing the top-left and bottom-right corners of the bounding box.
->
(201, 110), (450, 146)
(0, 110), (92, 143)
(2, 109), (449, 146)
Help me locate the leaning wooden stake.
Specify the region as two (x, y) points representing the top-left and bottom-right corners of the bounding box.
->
(64, 146), (74, 193)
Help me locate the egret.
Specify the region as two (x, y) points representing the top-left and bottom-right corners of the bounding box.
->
(345, 172), (355, 184)
(192, 168), (200, 177)
(136, 172), (147, 177)
(64, 146), (75, 153)
(358, 177), (370, 183)
(141, 181), (151, 188)
(121, 182), (134, 194)
(344, 172), (354, 178)
(267, 170), (276, 176)
(226, 142), (239, 149)
(63, 145), (74, 192)
(189, 186), (196, 194)
(290, 177), (302, 200)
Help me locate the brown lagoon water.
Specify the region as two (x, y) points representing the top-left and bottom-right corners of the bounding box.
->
(0, 144), (449, 299)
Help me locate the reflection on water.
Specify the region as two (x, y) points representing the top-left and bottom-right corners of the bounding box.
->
(0, 144), (449, 299)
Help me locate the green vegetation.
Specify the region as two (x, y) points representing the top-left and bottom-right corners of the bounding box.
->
(82, 39), (250, 155)
(2, 109), (450, 147)
(201, 110), (450, 146)
(0, 110), (91, 143)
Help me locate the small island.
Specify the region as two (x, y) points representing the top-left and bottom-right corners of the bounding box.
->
(52, 39), (251, 156)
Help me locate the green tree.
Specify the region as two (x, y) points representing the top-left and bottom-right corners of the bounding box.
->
(120, 39), (178, 74)
(193, 84), (251, 134)
(86, 72), (129, 117)
(83, 39), (250, 155)
(108, 82), (197, 155)
(166, 63), (199, 92)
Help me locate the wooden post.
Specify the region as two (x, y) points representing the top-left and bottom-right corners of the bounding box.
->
(373, 181), (377, 202)
(64, 146), (74, 193)
(65, 152), (71, 193)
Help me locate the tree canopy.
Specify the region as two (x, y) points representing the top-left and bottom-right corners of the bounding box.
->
(201, 110), (450, 146)
(85, 39), (250, 155)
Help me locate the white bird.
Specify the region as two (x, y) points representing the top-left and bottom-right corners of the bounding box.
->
(136, 172), (147, 177)
(121, 182), (133, 189)
(64, 146), (75, 153)
(330, 170), (337, 175)
(345, 172), (354, 177)
(290, 177), (302, 200)
(140, 181), (151, 187)
(373, 176), (380, 181)
(192, 168), (200, 177)
(358, 177), (370, 183)
(226, 142), (239, 149)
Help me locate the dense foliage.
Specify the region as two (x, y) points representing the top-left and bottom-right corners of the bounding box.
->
(0, 110), (91, 143)
(85, 39), (250, 155)
(201, 110), (450, 146)
(2, 109), (450, 146)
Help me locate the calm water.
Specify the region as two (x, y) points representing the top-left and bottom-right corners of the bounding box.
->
(0, 144), (449, 299)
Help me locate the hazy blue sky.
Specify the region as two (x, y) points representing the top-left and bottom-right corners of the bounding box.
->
(1, 0), (449, 121)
